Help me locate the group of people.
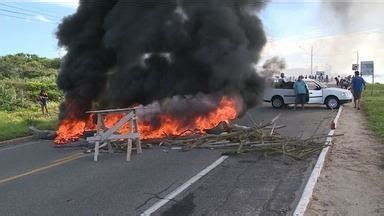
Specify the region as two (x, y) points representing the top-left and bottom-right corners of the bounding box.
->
(288, 71), (365, 110)
(335, 75), (352, 89)
(36, 71), (366, 115)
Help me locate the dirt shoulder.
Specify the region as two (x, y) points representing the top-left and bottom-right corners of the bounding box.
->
(306, 104), (384, 215)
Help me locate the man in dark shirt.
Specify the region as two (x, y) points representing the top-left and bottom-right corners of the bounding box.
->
(350, 71), (366, 110)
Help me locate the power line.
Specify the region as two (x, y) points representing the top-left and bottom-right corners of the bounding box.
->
(0, 8), (35, 16)
(0, 12), (28, 20)
(0, 2), (61, 19)
(0, 8), (60, 23)
(0, 12), (59, 25)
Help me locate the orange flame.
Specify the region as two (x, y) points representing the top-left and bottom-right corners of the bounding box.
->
(54, 118), (87, 144)
(54, 96), (239, 144)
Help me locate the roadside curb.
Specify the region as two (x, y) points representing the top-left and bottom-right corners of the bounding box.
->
(0, 135), (38, 147)
(293, 105), (343, 216)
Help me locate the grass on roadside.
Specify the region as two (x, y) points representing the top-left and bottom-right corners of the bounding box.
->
(0, 112), (30, 141)
(0, 102), (59, 141)
(362, 83), (384, 138)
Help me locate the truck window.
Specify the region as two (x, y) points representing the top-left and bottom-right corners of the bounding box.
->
(273, 81), (294, 89)
(305, 81), (320, 90)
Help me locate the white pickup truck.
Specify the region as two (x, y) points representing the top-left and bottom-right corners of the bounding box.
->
(263, 79), (353, 109)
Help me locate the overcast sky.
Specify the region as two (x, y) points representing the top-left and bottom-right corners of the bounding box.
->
(260, 0), (384, 81)
(0, 0), (382, 81)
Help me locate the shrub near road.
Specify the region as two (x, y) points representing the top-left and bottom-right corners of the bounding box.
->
(0, 53), (62, 110)
(362, 83), (384, 138)
(0, 53), (61, 141)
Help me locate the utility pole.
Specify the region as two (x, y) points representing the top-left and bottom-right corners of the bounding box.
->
(310, 46), (313, 75)
(354, 50), (359, 71)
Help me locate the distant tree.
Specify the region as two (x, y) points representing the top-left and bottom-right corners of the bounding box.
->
(0, 53), (61, 79)
(0, 53), (63, 110)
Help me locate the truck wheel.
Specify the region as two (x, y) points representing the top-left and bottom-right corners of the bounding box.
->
(272, 96), (284, 109)
(325, 96), (340, 109)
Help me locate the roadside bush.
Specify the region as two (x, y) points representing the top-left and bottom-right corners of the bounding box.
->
(0, 53), (63, 111)
(0, 85), (18, 110)
(0, 78), (63, 110)
(25, 79), (63, 102)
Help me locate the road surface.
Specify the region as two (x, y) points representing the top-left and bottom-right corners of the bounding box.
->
(0, 103), (336, 216)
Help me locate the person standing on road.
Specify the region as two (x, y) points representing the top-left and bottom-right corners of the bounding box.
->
(350, 71), (366, 110)
(38, 89), (49, 116)
(293, 75), (308, 110)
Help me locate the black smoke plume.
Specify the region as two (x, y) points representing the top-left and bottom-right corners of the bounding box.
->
(262, 56), (286, 76)
(57, 0), (267, 121)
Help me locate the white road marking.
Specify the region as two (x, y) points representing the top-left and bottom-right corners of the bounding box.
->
(141, 155), (229, 216)
(293, 105), (343, 216)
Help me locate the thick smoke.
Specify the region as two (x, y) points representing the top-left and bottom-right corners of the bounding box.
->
(322, 0), (384, 33)
(57, 1), (117, 119)
(322, 0), (353, 32)
(262, 56), (286, 76)
(57, 0), (267, 120)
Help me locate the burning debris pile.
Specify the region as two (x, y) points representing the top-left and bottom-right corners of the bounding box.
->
(117, 114), (341, 160)
(55, 0), (268, 144)
(55, 96), (239, 143)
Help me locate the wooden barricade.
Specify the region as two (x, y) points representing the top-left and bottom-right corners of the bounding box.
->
(86, 108), (142, 161)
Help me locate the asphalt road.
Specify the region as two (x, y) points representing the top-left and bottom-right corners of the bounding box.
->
(0, 103), (336, 216)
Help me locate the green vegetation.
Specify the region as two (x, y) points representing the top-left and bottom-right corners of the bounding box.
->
(362, 83), (384, 138)
(0, 53), (62, 110)
(0, 53), (62, 141)
(0, 112), (29, 141)
(0, 103), (59, 141)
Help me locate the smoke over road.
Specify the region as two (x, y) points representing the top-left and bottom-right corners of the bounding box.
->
(57, 0), (267, 120)
(262, 56), (286, 76)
